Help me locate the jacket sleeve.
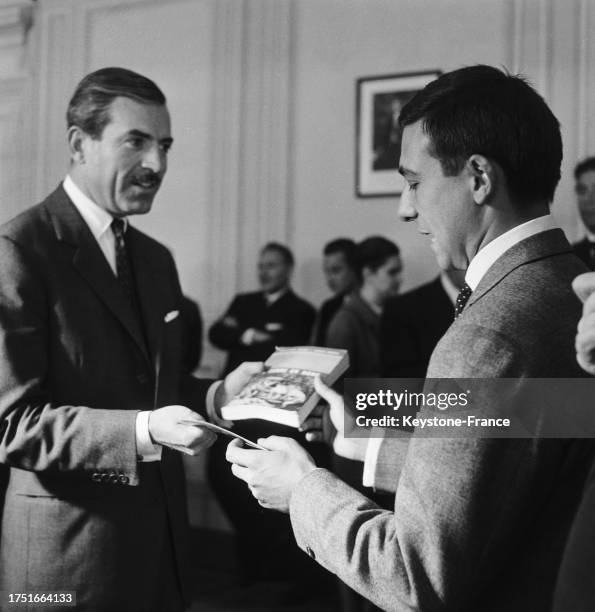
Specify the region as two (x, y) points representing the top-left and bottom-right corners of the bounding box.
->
(208, 296), (245, 349)
(0, 236), (140, 484)
(325, 309), (359, 377)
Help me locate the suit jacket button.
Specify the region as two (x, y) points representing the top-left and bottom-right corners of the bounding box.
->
(119, 475), (129, 485)
(306, 546), (316, 560)
(101, 473), (110, 483)
(91, 473), (101, 482)
(109, 474), (118, 484)
(136, 373), (149, 384)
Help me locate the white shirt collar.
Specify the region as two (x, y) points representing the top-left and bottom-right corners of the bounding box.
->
(465, 214), (557, 290)
(264, 288), (288, 305)
(63, 175), (127, 240)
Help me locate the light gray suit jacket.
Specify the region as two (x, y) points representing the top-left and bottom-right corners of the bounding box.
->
(289, 229), (595, 611)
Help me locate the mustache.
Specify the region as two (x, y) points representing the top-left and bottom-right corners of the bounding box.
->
(129, 169), (161, 186)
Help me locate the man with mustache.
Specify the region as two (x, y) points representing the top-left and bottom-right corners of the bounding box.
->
(0, 67), (255, 611)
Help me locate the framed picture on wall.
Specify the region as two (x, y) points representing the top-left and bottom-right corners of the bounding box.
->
(356, 70), (441, 198)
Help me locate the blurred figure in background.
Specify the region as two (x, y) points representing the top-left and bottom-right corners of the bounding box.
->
(209, 242), (314, 374)
(380, 268), (464, 378)
(312, 238), (358, 346)
(572, 156), (595, 269)
(207, 242), (328, 605)
(326, 236), (402, 376)
(325, 235), (402, 612)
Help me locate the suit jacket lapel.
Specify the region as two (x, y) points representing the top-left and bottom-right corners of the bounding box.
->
(467, 228), (573, 309)
(46, 186), (152, 368)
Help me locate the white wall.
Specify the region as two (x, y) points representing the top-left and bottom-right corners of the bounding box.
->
(1, 0), (594, 530)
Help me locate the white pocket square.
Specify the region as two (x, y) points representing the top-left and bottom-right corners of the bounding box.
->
(164, 310), (179, 323)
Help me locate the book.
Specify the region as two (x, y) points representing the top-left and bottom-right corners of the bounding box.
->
(220, 346), (349, 428)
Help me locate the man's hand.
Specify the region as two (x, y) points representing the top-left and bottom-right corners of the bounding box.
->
(148, 405), (216, 455)
(573, 272), (595, 375)
(298, 377), (340, 443)
(216, 362), (265, 409)
(225, 436), (317, 513)
(252, 329), (273, 344)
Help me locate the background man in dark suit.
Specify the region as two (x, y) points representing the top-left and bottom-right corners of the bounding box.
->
(311, 237), (358, 346)
(0, 67), (254, 612)
(227, 65), (594, 611)
(572, 156), (595, 269)
(209, 242), (315, 374)
(379, 269), (463, 378)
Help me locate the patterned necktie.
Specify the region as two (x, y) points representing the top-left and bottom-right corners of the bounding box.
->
(454, 282), (472, 319)
(111, 218), (136, 307)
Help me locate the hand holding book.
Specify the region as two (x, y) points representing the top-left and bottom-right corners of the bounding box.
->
(220, 346), (349, 428)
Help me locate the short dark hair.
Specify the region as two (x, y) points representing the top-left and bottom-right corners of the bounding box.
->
(398, 65), (562, 203)
(67, 67), (166, 138)
(575, 156), (595, 180)
(356, 236), (400, 274)
(261, 242), (294, 267)
(323, 238), (357, 269)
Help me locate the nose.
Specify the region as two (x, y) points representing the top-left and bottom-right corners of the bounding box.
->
(141, 144), (166, 175)
(398, 192), (417, 222)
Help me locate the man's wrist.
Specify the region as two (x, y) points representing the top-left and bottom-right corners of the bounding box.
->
(207, 380), (233, 427)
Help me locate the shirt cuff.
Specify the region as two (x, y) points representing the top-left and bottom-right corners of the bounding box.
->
(240, 328), (256, 345)
(135, 410), (162, 462)
(362, 432), (383, 487)
(206, 380), (234, 427)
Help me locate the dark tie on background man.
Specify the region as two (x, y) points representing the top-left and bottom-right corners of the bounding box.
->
(454, 282), (472, 319)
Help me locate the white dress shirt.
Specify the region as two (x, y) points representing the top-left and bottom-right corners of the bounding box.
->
(362, 214), (558, 488)
(63, 176), (160, 461)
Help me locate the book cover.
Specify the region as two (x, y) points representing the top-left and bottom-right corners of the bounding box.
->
(221, 346), (349, 427)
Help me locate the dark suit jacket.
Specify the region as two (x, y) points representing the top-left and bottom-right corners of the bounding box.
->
(289, 229), (595, 611)
(312, 293), (345, 346)
(572, 237), (595, 270)
(208, 290), (315, 375)
(180, 295), (203, 373)
(0, 186), (211, 610)
(380, 276), (453, 378)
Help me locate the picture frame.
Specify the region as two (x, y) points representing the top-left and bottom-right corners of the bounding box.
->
(356, 70), (441, 198)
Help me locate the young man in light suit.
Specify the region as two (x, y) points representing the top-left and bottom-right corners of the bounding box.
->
(0, 67), (256, 611)
(227, 65), (595, 611)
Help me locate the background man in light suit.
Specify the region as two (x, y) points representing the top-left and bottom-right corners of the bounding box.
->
(227, 65), (595, 610)
(0, 67), (255, 612)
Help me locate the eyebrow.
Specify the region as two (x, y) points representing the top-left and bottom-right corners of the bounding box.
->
(126, 129), (174, 146)
(398, 165), (419, 178)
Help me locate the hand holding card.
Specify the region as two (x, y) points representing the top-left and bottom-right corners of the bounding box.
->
(178, 419), (267, 450)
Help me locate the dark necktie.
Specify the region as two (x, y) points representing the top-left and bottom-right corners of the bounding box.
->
(111, 218), (137, 307)
(589, 244), (595, 270)
(454, 282), (472, 319)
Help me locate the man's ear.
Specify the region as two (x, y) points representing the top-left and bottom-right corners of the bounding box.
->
(466, 154), (494, 205)
(67, 126), (87, 164)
